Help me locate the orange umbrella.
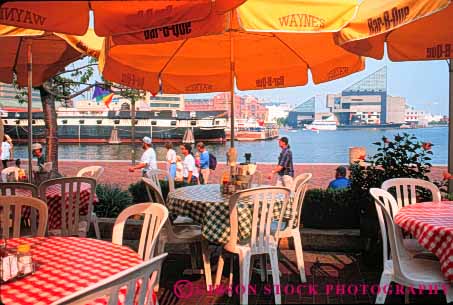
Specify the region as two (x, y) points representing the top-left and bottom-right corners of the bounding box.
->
(0, 0), (246, 36)
(95, 0), (364, 147)
(0, 25), (88, 181)
(334, 0), (451, 61)
(334, 0), (453, 191)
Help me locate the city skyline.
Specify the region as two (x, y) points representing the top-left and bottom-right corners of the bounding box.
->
(186, 56), (450, 116)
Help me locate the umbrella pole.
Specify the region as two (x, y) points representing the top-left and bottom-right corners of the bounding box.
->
(230, 87), (235, 148)
(449, 60), (453, 193)
(27, 42), (33, 183)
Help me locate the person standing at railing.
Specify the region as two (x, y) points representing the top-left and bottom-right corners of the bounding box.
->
(1, 136), (13, 169)
(165, 142), (177, 179)
(268, 137), (294, 189)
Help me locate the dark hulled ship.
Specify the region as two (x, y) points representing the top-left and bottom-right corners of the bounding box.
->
(2, 109), (227, 144)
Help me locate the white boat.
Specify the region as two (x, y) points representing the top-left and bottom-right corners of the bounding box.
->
(305, 117), (337, 131)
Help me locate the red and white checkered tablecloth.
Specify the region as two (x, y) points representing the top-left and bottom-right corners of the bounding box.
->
(0, 237), (142, 305)
(20, 183), (98, 230)
(394, 201), (453, 282)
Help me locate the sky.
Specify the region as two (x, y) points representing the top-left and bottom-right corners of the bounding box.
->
(81, 55), (450, 116)
(82, 13), (450, 116)
(189, 57), (450, 115)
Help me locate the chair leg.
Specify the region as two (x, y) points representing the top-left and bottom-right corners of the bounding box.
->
(292, 229), (307, 283)
(375, 272), (391, 304)
(259, 255), (266, 282)
(189, 243), (198, 271)
(238, 252), (251, 305)
(269, 249), (281, 305)
(228, 256), (234, 297)
(404, 287), (410, 304)
(201, 239), (212, 291)
(92, 213), (101, 239)
(215, 253), (225, 288)
(154, 239), (166, 293)
(446, 285), (453, 303)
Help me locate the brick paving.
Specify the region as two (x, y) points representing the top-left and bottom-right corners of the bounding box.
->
(155, 249), (448, 304)
(57, 160), (447, 191)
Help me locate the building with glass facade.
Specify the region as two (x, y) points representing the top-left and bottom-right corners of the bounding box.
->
(287, 96), (316, 127)
(326, 66), (406, 125)
(0, 82), (42, 110)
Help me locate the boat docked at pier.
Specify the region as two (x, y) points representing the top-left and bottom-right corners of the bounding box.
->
(304, 116), (337, 131)
(1, 108), (227, 144)
(226, 118), (279, 141)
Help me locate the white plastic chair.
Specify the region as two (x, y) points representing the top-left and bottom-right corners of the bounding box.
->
(370, 188), (452, 304)
(215, 186), (291, 305)
(381, 178), (441, 207)
(0, 196), (48, 239)
(278, 173), (312, 283)
(382, 178), (441, 257)
(76, 166), (105, 181)
(142, 178), (212, 290)
(1, 167), (20, 182)
(39, 177), (100, 239)
(51, 253), (168, 305)
(112, 203), (168, 261)
(146, 169), (175, 195)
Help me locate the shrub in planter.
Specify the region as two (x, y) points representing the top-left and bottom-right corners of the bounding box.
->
(94, 184), (133, 218)
(350, 133), (434, 266)
(301, 188), (359, 229)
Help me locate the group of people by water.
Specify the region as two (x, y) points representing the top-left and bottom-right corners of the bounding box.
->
(126, 135), (350, 191)
(128, 137), (213, 185)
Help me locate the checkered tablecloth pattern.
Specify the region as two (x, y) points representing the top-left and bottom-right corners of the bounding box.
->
(394, 201), (453, 282)
(167, 184), (290, 244)
(20, 183), (97, 230)
(0, 237), (143, 305)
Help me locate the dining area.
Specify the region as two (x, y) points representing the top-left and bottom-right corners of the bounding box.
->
(0, 161), (453, 304)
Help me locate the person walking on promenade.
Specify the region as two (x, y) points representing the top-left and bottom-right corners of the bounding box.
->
(180, 143), (199, 185)
(128, 137), (157, 177)
(268, 137), (294, 189)
(1, 136), (13, 168)
(196, 142), (210, 184)
(165, 142), (177, 179)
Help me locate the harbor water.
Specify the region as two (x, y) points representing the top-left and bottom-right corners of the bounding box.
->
(12, 126), (449, 164)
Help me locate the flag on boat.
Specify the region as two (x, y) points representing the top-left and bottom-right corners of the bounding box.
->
(92, 86), (114, 109)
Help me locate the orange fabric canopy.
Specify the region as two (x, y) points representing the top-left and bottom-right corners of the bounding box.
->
(0, 25), (86, 87)
(0, 0), (246, 36)
(334, 0), (452, 61)
(98, 0), (364, 95)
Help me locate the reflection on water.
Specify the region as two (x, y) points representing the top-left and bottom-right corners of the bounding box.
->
(12, 126), (448, 164)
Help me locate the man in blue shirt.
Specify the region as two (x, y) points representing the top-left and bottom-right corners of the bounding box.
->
(328, 166), (351, 190)
(196, 142), (210, 184)
(269, 137), (294, 189)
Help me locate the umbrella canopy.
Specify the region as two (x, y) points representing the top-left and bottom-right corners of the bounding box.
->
(0, 26), (86, 87)
(0, 25), (90, 182)
(0, 0), (246, 36)
(99, 13), (364, 94)
(334, 0), (451, 61)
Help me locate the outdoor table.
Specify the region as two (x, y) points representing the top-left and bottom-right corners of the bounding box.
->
(20, 183), (98, 230)
(166, 184), (290, 244)
(0, 237), (142, 305)
(394, 201), (453, 282)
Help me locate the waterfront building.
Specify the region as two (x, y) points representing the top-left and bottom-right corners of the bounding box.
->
(0, 82), (41, 110)
(287, 96), (330, 127)
(261, 102), (292, 122)
(326, 66), (406, 126)
(184, 93), (268, 120)
(405, 105), (429, 126)
(74, 93), (184, 112)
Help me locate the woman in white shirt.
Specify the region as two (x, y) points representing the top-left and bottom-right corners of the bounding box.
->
(165, 142), (177, 179)
(179, 143), (199, 184)
(1, 136), (12, 168)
